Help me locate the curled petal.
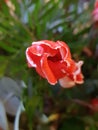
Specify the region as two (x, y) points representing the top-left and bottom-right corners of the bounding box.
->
(57, 41), (71, 59)
(41, 54), (57, 85)
(28, 45), (44, 56)
(26, 47), (45, 78)
(26, 48), (37, 67)
(32, 40), (61, 49)
(73, 61), (84, 83)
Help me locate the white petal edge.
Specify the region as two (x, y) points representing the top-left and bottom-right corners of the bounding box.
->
(26, 48), (36, 67)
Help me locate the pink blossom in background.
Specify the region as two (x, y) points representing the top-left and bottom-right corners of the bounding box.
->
(92, 0), (98, 22)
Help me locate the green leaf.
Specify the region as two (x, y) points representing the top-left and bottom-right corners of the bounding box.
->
(0, 42), (16, 53)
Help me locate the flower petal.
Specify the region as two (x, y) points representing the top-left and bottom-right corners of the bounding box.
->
(26, 47), (45, 78)
(59, 76), (75, 88)
(69, 61), (84, 84)
(57, 41), (71, 59)
(26, 48), (37, 67)
(75, 73), (84, 84)
(41, 54), (57, 85)
(32, 40), (61, 49)
(48, 60), (67, 79)
(48, 58), (76, 79)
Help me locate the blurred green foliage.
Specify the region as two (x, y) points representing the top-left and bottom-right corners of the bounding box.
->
(0, 0), (98, 130)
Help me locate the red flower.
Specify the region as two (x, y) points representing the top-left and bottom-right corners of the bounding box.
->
(4, 0), (10, 4)
(92, 0), (98, 22)
(26, 40), (84, 88)
(90, 98), (98, 112)
(4, 0), (9, 2)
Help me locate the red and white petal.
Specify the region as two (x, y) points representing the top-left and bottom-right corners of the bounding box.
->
(72, 61), (84, 84)
(26, 47), (45, 77)
(64, 58), (76, 73)
(32, 40), (61, 50)
(26, 48), (37, 67)
(28, 45), (44, 56)
(57, 41), (71, 59)
(73, 61), (83, 75)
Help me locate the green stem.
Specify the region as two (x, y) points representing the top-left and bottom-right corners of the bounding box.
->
(28, 122), (33, 130)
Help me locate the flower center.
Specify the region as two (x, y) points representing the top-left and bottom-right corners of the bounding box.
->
(48, 51), (62, 62)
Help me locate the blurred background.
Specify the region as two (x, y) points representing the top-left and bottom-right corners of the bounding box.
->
(0, 0), (98, 130)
